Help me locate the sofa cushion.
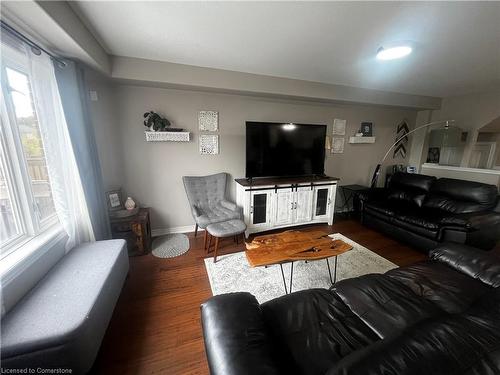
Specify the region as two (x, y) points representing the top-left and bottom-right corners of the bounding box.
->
(424, 178), (498, 214)
(0, 240), (129, 373)
(387, 173), (436, 207)
(392, 217), (439, 239)
(365, 203), (441, 240)
(385, 261), (492, 314)
(196, 203), (241, 228)
(364, 200), (398, 218)
(326, 291), (500, 375)
(332, 274), (442, 339)
(394, 211), (440, 230)
(391, 209), (443, 239)
(430, 243), (500, 288)
(261, 289), (379, 375)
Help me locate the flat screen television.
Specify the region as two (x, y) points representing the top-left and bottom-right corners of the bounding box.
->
(246, 122), (326, 178)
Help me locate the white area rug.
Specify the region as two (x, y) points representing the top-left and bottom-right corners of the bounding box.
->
(204, 233), (397, 303)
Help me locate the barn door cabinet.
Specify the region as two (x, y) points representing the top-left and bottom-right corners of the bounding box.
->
(236, 176), (338, 236)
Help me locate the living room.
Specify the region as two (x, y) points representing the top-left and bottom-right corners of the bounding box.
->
(1, 1), (499, 374)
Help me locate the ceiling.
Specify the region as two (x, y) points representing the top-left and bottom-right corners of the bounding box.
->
(71, 1), (500, 98)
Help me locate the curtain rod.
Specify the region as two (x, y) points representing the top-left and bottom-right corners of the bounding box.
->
(1, 20), (67, 67)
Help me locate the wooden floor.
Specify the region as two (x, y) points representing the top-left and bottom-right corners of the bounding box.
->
(90, 219), (492, 374)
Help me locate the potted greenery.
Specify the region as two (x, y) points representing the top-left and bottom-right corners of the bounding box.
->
(143, 111), (184, 132)
(143, 111), (171, 132)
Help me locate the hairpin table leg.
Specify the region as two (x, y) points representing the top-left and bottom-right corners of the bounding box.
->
(326, 258), (333, 285)
(334, 256), (338, 283)
(279, 263), (288, 294)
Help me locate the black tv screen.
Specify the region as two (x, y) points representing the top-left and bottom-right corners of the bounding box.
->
(246, 122), (326, 178)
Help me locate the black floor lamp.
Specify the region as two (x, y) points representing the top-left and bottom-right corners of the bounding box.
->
(370, 120), (454, 188)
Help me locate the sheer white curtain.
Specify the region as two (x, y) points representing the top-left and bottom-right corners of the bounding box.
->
(29, 53), (94, 250)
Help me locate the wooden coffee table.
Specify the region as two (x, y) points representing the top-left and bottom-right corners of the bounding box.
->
(245, 230), (352, 293)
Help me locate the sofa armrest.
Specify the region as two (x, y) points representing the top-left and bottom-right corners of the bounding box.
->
(494, 196), (500, 213)
(358, 188), (388, 203)
(201, 293), (281, 375)
(220, 199), (238, 211)
(429, 243), (500, 288)
(440, 211), (500, 231)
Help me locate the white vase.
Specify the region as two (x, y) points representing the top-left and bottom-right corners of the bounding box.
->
(124, 197), (136, 210)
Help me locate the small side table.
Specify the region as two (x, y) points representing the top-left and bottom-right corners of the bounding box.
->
(339, 185), (370, 219)
(110, 207), (152, 256)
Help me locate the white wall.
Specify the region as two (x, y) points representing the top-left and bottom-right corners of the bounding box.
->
(409, 89), (500, 170)
(85, 71), (124, 190)
(105, 84), (416, 232)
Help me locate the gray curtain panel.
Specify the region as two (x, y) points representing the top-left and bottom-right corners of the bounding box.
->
(53, 60), (111, 240)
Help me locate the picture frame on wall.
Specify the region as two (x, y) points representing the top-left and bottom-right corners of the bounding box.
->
(106, 189), (123, 211)
(332, 118), (346, 135)
(360, 122), (373, 136)
(199, 134), (219, 155)
(198, 110), (219, 132)
(331, 137), (345, 154)
(427, 147), (440, 163)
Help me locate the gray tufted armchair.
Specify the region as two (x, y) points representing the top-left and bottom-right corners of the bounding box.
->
(183, 173), (241, 246)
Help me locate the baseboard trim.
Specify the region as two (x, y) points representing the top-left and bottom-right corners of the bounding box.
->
(151, 225), (204, 237)
(151, 213), (355, 237)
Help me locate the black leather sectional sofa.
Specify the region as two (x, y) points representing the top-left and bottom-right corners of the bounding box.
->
(201, 243), (500, 375)
(360, 172), (500, 251)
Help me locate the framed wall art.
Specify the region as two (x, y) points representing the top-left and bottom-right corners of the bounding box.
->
(198, 110), (219, 132)
(331, 137), (345, 154)
(199, 134), (219, 155)
(332, 118), (346, 135)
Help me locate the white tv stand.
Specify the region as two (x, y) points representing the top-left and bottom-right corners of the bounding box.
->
(235, 176), (339, 236)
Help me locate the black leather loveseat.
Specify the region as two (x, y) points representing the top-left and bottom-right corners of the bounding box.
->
(201, 243), (500, 375)
(359, 172), (500, 251)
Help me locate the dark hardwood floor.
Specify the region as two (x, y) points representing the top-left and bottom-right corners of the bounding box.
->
(91, 218), (496, 374)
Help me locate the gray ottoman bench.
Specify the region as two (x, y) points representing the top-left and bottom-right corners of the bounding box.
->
(0, 239), (129, 374)
(206, 219), (247, 262)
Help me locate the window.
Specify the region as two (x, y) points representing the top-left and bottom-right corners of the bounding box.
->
(1, 41), (59, 258)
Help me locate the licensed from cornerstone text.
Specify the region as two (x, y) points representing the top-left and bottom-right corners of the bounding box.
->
(1, 368), (72, 374)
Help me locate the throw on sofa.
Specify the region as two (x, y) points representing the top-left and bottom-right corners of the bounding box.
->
(359, 172), (500, 251)
(200, 243), (500, 375)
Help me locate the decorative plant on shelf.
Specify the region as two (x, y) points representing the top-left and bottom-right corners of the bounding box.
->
(143, 111), (171, 132)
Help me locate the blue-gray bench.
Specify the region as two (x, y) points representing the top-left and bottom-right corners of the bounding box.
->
(1, 239), (129, 373)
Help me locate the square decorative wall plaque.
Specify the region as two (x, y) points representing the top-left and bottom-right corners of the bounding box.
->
(332, 137), (345, 154)
(199, 134), (219, 155)
(332, 119), (346, 135)
(198, 111), (219, 131)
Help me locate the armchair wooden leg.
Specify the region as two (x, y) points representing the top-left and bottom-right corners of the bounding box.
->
(214, 237), (220, 263)
(203, 229), (207, 250)
(206, 234), (212, 254)
(194, 224), (198, 237)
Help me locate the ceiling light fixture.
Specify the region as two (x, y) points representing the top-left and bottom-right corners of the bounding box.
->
(283, 123), (296, 131)
(376, 45), (412, 60)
